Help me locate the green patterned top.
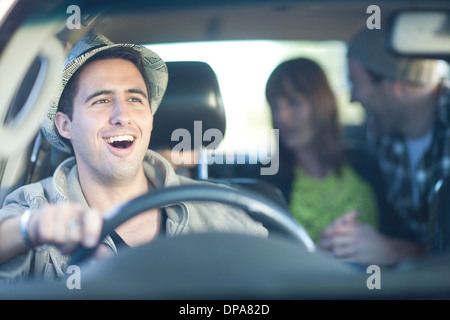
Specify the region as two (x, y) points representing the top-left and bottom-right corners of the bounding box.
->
(289, 163), (378, 242)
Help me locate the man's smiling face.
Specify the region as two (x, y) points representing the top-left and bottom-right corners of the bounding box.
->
(56, 58), (153, 184)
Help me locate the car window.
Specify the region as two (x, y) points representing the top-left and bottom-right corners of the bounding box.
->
(147, 40), (366, 159)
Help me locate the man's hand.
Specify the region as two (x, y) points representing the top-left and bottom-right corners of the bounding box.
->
(318, 209), (359, 252)
(27, 202), (102, 255)
(318, 210), (425, 266)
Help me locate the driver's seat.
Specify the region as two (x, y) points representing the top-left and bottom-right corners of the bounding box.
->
(149, 61), (226, 180)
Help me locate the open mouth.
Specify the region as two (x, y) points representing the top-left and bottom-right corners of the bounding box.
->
(105, 135), (135, 149)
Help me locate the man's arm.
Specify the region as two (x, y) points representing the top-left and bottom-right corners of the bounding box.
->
(0, 203), (102, 265)
(318, 212), (426, 266)
(0, 215), (28, 264)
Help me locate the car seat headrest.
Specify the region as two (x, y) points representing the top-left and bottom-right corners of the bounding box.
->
(149, 61), (226, 150)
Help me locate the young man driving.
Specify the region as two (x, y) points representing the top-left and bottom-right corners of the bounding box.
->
(0, 34), (267, 282)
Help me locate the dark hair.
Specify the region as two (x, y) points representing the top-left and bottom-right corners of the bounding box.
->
(58, 46), (151, 120)
(265, 57), (344, 175)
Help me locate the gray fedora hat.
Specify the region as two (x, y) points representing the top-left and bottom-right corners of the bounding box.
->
(41, 34), (168, 154)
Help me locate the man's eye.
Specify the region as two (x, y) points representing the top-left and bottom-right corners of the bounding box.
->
(93, 99), (109, 105)
(129, 97), (142, 103)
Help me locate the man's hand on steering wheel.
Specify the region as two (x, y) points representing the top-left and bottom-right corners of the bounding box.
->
(70, 184), (315, 265)
(27, 202), (102, 255)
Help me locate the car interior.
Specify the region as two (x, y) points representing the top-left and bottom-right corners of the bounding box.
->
(0, 0), (450, 299)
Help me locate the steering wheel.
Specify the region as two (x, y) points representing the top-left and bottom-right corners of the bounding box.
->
(70, 184), (315, 265)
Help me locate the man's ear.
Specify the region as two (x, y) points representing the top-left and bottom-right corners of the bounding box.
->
(382, 79), (404, 100)
(389, 80), (406, 98)
(54, 111), (72, 139)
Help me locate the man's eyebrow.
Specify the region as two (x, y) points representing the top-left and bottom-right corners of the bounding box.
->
(84, 88), (148, 103)
(85, 90), (114, 103)
(127, 88), (148, 99)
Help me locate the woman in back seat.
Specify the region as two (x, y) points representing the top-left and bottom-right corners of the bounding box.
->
(264, 57), (379, 256)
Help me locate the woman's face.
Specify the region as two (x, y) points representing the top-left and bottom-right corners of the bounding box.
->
(271, 87), (315, 152)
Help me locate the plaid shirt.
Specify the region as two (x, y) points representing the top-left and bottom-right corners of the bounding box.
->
(372, 80), (450, 242)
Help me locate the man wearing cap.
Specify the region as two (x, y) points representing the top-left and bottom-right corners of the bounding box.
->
(319, 28), (450, 266)
(0, 34), (267, 283)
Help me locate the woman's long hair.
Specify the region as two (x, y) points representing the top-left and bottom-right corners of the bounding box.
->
(265, 57), (344, 176)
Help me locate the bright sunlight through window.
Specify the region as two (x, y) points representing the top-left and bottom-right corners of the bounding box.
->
(146, 40), (365, 157)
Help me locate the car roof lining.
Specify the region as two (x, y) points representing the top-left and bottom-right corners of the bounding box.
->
(78, 0), (449, 45)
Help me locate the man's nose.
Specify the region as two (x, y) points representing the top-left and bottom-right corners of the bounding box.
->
(110, 100), (131, 126)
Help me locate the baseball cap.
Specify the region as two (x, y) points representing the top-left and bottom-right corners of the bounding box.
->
(347, 28), (440, 85)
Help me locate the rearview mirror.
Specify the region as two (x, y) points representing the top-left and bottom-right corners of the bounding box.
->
(388, 10), (450, 61)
